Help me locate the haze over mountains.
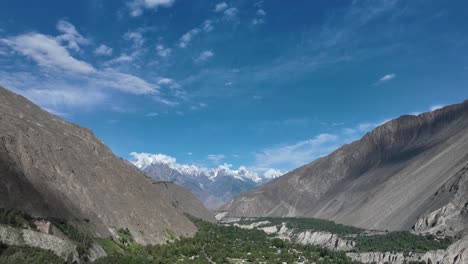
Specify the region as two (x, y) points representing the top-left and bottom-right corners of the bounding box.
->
(0, 86), (214, 245)
(218, 100), (468, 236)
(130, 152), (283, 208)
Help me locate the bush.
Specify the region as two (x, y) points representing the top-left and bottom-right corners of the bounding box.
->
(353, 231), (453, 253)
(0, 245), (63, 264)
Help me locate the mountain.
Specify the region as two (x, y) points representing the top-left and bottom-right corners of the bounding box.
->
(130, 153), (283, 208)
(218, 100), (468, 236)
(0, 86), (214, 245)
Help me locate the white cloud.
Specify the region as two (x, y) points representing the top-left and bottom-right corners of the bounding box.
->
(124, 31), (145, 48)
(0, 71), (107, 111)
(96, 69), (159, 95)
(0, 21), (183, 111)
(207, 154), (225, 163)
(157, 78), (174, 85)
(263, 168), (283, 179)
(22, 87), (107, 109)
(377, 73), (396, 83)
(94, 44), (113, 56)
(156, 44), (171, 57)
(202, 20), (214, 32)
(214, 2), (228, 12)
(252, 18), (265, 25)
(254, 134), (339, 170)
(224, 7), (238, 19)
(252, 9), (267, 25)
(430, 104), (444, 111)
(256, 9), (267, 16)
(195, 50), (214, 62)
(56, 20), (90, 52)
(1, 33), (96, 74)
(128, 0), (176, 17)
(130, 152), (177, 169)
(106, 53), (135, 64)
(146, 112), (159, 117)
(179, 28), (200, 48)
(153, 95), (179, 106)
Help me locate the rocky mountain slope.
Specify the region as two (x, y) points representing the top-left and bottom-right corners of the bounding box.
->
(218, 100), (468, 236)
(0, 86), (214, 245)
(131, 154), (282, 208)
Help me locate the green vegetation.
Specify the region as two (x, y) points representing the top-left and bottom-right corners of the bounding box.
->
(0, 208), (456, 263)
(0, 208), (31, 228)
(240, 217), (453, 253)
(96, 238), (124, 256)
(48, 217), (93, 255)
(117, 227), (134, 245)
(0, 243), (63, 264)
(238, 217), (364, 236)
(93, 217), (360, 264)
(352, 231), (453, 253)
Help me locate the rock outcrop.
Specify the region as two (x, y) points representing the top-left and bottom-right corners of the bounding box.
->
(0, 224), (77, 259)
(0, 86), (215, 245)
(218, 100), (468, 235)
(347, 234), (468, 264)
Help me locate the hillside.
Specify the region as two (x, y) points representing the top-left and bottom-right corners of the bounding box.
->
(218, 100), (468, 235)
(0, 86), (214, 245)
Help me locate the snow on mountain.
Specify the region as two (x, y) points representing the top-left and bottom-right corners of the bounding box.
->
(129, 152), (281, 183)
(129, 152), (285, 208)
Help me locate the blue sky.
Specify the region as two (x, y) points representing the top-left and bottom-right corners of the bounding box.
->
(0, 0), (467, 174)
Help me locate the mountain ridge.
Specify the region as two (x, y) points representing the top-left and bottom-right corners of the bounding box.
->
(130, 152), (283, 208)
(0, 85), (215, 245)
(218, 100), (468, 235)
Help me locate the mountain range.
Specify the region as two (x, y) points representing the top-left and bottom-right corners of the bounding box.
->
(218, 100), (468, 237)
(130, 152), (283, 208)
(0, 86), (214, 245)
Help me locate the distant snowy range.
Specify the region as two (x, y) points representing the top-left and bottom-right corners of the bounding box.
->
(130, 152), (283, 208)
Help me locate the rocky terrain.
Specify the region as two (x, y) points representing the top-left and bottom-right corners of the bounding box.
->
(218, 100), (468, 237)
(226, 217), (467, 264)
(0, 86), (215, 245)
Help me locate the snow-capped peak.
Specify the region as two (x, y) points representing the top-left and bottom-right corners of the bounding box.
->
(129, 152), (284, 183)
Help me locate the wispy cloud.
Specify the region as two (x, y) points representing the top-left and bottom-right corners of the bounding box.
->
(56, 20), (90, 52)
(94, 44), (113, 56)
(207, 154), (226, 163)
(178, 28), (200, 48)
(124, 31), (145, 48)
(95, 69), (159, 95)
(156, 44), (171, 57)
(127, 0), (176, 17)
(214, 2), (228, 12)
(195, 50), (214, 62)
(202, 20), (214, 32)
(253, 118), (391, 171)
(254, 134), (340, 170)
(105, 53), (135, 64)
(223, 7), (238, 20)
(1, 33), (95, 74)
(377, 73), (396, 84)
(146, 112), (159, 117)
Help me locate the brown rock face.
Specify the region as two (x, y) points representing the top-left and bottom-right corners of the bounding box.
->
(0, 86), (214, 244)
(218, 100), (468, 234)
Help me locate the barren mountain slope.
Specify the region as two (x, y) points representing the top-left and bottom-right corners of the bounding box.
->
(219, 100), (468, 234)
(0, 86), (214, 245)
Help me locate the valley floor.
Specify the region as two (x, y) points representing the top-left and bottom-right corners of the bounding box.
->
(0, 208), (460, 264)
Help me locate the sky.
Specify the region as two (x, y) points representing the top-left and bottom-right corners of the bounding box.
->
(0, 0), (467, 175)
